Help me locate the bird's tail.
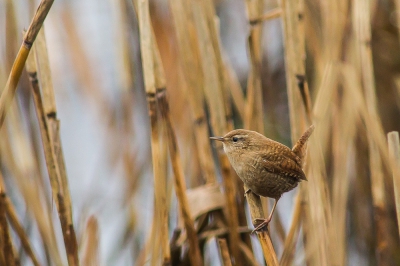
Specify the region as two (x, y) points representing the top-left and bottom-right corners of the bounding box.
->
(292, 125), (315, 165)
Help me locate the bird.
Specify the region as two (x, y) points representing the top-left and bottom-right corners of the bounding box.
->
(210, 125), (314, 233)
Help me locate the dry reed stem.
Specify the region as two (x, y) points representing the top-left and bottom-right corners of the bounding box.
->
(135, 0), (170, 264)
(218, 238), (233, 266)
(159, 127), (171, 266)
(193, 0), (226, 136)
(304, 62), (341, 265)
(192, 1), (241, 262)
(243, 2), (281, 264)
(244, 28), (263, 132)
(0, 190), (15, 266)
(329, 86), (357, 265)
(249, 8), (282, 25)
(279, 0), (308, 138)
(34, 29), (56, 114)
(279, 0), (320, 264)
(280, 192), (302, 266)
(117, 0), (135, 93)
(4, 0), (18, 73)
(224, 60), (245, 121)
(238, 242), (261, 266)
(26, 47), (79, 266)
(245, 189), (279, 265)
(35, 28), (73, 232)
(157, 90), (203, 265)
(219, 155), (241, 264)
(353, 0), (392, 263)
(151, 11), (170, 266)
(3, 194), (41, 266)
(81, 215), (100, 266)
(169, 0), (217, 184)
(0, 124), (62, 265)
(0, 0), (54, 128)
(126, 8), (169, 263)
(395, 0), (400, 45)
(5, 205), (39, 266)
(388, 132), (400, 238)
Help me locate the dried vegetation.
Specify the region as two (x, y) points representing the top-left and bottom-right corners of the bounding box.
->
(1, 0), (400, 265)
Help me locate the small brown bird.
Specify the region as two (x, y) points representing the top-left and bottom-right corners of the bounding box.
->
(210, 125), (314, 232)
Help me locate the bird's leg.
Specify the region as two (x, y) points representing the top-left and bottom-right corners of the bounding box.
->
(244, 188), (251, 197)
(251, 198), (279, 234)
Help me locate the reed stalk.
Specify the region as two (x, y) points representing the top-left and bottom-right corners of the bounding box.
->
(158, 89), (204, 265)
(353, 0), (392, 263)
(81, 216), (100, 266)
(1, 187), (41, 266)
(0, 0), (54, 128)
(388, 132), (400, 238)
(26, 43), (79, 266)
(192, 0), (242, 263)
(0, 189), (16, 266)
(135, 0), (170, 264)
(218, 238), (233, 266)
(246, 189), (279, 265)
(168, 0), (217, 185)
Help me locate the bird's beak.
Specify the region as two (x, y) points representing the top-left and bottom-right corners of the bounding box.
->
(210, 136), (224, 142)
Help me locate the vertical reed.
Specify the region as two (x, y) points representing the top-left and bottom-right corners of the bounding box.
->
(388, 132), (400, 237)
(3, 0), (400, 265)
(0, 0), (54, 127)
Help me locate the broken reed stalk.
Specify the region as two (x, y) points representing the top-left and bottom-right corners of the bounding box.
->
(388, 132), (400, 237)
(218, 238), (233, 266)
(26, 48), (79, 266)
(0, 190), (16, 266)
(0, 0), (54, 129)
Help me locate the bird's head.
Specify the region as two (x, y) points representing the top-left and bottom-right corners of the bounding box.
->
(210, 129), (264, 154)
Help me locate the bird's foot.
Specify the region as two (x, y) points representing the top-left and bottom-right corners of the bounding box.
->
(251, 218), (271, 234)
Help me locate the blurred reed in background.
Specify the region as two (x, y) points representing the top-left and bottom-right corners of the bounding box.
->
(1, 0), (400, 265)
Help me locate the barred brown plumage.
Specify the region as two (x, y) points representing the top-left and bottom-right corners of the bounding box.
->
(211, 125), (314, 233)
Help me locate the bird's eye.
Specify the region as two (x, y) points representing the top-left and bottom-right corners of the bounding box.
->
(232, 137), (239, 142)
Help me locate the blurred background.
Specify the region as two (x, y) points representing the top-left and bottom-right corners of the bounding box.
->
(2, 0), (400, 265)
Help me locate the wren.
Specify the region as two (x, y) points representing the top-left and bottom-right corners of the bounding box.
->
(210, 125), (314, 233)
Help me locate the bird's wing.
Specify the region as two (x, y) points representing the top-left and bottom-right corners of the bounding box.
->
(261, 150), (307, 181)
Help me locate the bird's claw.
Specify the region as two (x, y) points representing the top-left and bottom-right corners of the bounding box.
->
(251, 218), (271, 234)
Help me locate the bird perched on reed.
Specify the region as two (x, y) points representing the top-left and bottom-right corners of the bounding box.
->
(210, 125), (314, 232)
